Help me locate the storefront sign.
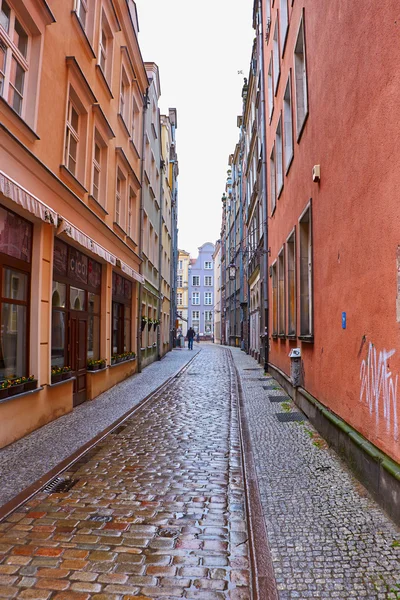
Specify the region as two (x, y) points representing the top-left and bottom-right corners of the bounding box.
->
(68, 248), (88, 285)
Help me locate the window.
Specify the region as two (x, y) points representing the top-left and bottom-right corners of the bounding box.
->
(271, 262), (277, 335)
(91, 129), (107, 205)
(115, 168), (126, 229)
(284, 75), (294, 171)
(205, 311), (212, 321)
(112, 273), (132, 355)
(294, 16), (308, 137)
(98, 10), (113, 87)
(278, 247), (285, 335)
(204, 292), (212, 306)
(177, 292), (183, 305)
(268, 55), (273, 120)
(280, 0), (289, 53)
(127, 188), (137, 240)
(120, 67), (129, 124)
(177, 275), (183, 287)
(76, 0), (88, 29)
(204, 261), (212, 269)
(192, 275), (200, 286)
(178, 260), (183, 270)
(131, 95), (140, 147)
(0, 0), (28, 117)
(287, 230), (296, 336)
(276, 117), (283, 196)
(272, 21), (280, 93)
(299, 205), (312, 337)
(192, 310), (200, 319)
(65, 99), (79, 176)
(192, 292), (200, 305)
(204, 276), (212, 286)
(270, 144), (276, 213)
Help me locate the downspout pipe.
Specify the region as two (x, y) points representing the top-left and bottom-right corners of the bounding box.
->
(157, 123), (164, 361)
(258, 0), (269, 372)
(137, 87), (149, 373)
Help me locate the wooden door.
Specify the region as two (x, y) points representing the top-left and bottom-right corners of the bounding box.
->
(69, 313), (87, 406)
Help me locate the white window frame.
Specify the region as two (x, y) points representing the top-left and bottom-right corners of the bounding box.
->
(280, 0), (289, 54)
(204, 261), (212, 269)
(120, 66), (129, 125)
(284, 74), (294, 172)
(272, 21), (280, 94)
(268, 54), (274, 121)
(177, 292), (183, 305)
(294, 14), (308, 139)
(192, 275), (200, 286)
(299, 203), (313, 337)
(76, 0), (88, 29)
(276, 116), (283, 196)
(204, 310), (212, 321)
(270, 144), (276, 214)
(65, 98), (80, 176)
(204, 292), (212, 306)
(192, 292), (200, 305)
(192, 310), (200, 320)
(177, 275), (183, 287)
(204, 276), (212, 287)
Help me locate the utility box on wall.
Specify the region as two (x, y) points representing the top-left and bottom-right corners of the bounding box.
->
(289, 348), (301, 387)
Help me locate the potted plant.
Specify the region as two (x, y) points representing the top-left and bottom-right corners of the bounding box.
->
(111, 355), (117, 365)
(51, 366), (63, 384)
(0, 380), (10, 399)
(147, 318), (153, 331)
(62, 366), (72, 380)
(153, 319), (159, 330)
(141, 316), (148, 331)
(116, 354), (124, 363)
(98, 358), (106, 370)
(9, 377), (26, 396)
(24, 375), (38, 392)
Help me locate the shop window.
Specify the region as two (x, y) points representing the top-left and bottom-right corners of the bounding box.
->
(51, 281), (66, 368)
(70, 286), (85, 311)
(112, 272), (132, 355)
(88, 292), (100, 360)
(287, 230), (296, 336)
(294, 15), (308, 138)
(299, 205), (313, 337)
(278, 246), (285, 335)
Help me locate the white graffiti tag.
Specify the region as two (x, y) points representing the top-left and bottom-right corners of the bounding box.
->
(360, 343), (398, 440)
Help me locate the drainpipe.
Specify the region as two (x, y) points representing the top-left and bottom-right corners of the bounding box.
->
(238, 159), (244, 349)
(137, 87), (149, 373)
(258, 0), (269, 372)
(157, 133), (164, 361)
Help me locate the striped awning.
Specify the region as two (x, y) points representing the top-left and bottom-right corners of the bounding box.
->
(0, 171), (57, 226)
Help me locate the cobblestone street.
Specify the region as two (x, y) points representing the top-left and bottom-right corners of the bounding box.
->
(0, 344), (399, 599)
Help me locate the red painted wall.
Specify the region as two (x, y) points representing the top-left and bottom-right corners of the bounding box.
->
(264, 0), (400, 462)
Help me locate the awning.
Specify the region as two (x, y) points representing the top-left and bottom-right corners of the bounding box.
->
(0, 171), (57, 226)
(57, 218), (117, 266)
(120, 260), (144, 284)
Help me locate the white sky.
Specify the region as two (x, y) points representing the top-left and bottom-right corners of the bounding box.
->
(135, 0), (254, 257)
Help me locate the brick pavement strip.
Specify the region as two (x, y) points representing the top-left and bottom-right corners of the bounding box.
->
(0, 346), (252, 598)
(229, 346), (400, 600)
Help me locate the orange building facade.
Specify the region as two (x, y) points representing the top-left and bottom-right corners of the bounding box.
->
(0, 0), (153, 448)
(264, 0), (400, 519)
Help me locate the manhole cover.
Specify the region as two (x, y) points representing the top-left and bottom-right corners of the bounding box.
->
(276, 412), (305, 422)
(88, 515), (113, 522)
(244, 368), (262, 371)
(43, 477), (78, 494)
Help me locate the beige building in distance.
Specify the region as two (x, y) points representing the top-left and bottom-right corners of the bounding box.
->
(177, 249), (190, 337)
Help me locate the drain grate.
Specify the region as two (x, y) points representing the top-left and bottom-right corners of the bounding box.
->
(244, 368), (262, 371)
(88, 515), (113, 523)
(263, 385), (280, 391)
(43, 477), (78, 494)
(268, 395), (288, 403)
(276, 412), (305, 422)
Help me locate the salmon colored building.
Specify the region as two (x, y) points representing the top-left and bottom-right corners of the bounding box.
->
(264, 0), (400, 521)
(0, 0), (151, 448)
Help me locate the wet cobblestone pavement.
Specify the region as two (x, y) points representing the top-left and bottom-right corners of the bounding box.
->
(0, 348), (199, 508)
(0, 347), (251, 599)
(229, 347), (400, 600)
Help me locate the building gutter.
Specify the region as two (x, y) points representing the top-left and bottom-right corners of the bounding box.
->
(258, 0), (269, 372)
(136, 87), (149, 373)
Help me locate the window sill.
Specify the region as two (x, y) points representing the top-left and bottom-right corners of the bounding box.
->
(278, 334), (286, 339)
(0, 96), (40, 142)
(88, 194), (108, 216)
(117, 113), (130, 138)
(299, 335), (314, 343)
(86, 366), (107, 375)
(296, 111), (309, 144)
(60, 165), (88, 195)
(127, 235), (138, 248)
(287, 334), (297, 340)
(285, 153), (294, 176)
(48, 377), (76, 388)
(277, 183), (284, 200)
(0, 385), (43, 406)
(129, 138), (140, 159)
(71, 10), (96, 59)
(109, 357), (136, 369)
(113, 221), (127, 237)
(272, 334), (278, 339)
(96, 65), (114, 99)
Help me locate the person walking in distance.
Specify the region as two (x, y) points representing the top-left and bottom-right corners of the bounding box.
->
(187, 326), (195, 350)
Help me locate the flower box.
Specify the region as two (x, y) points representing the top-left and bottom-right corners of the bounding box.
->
(62, 371), (72, 380)
(88, 364), (100, 371)
(51, 373), (63, 384)
(8, 383), (25, 396)
(24, 379), (37, 392)
(0, 387), (9, 399)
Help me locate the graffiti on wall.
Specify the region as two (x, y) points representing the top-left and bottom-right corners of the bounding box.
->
(360, 343), (398, 441)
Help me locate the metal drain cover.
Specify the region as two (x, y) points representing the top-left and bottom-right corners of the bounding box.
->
(88, 515), (113, 523)
(276, 412), (305, 422)
(269, 396), (288, 402)
(43, 477), (78, 494)
(244, 368), (262, 371)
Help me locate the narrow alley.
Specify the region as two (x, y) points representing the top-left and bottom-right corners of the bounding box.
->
(0, 346), (399, 599)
